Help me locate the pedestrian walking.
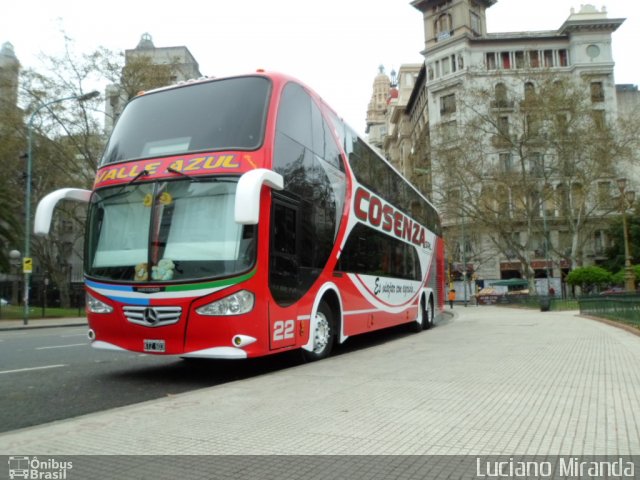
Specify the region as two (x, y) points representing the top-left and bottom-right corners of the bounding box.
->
(448, 289), (456, 309)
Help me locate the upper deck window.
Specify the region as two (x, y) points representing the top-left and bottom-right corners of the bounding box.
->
(100, 76), (271, 166)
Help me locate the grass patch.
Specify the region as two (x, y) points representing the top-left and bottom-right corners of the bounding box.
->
(0, 305), (84, 320)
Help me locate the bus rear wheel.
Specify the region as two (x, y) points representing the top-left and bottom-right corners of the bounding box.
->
(302, 302), (334, 361)
(424, 297), (434, 330)
(410, 296), (432, 332)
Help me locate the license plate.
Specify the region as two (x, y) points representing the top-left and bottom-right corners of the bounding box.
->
(144, 339), (166, 353)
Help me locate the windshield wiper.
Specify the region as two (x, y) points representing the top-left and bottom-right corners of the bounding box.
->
(129, 168), (149, 185)
(166, 167), (206, 182)
(95, 169), (150, 203)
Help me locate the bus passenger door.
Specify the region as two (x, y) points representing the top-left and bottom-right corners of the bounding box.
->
(269, 195), (300, 349)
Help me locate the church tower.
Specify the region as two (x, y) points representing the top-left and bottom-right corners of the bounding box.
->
(366, 65), (395, 149)
(411, 0), (496, 53)
(0, 42), (20, 109)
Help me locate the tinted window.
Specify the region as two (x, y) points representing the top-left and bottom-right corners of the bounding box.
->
(270, 83), (347, 305)
(101, 76), (271, 165)
(337, 223), (421, 281)
(275, 82), (312, 151)
(345, 129), (441, 235)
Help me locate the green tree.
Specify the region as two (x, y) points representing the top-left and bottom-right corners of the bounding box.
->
(611, 265), (640, 286)
(14, 33), (189, 306)
(566, 266), (612, 293)
(431, 70), (639, 287)
(603, 210), (640, 272)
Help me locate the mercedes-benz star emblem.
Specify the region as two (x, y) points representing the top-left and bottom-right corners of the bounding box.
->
(143, 307), (159, 325)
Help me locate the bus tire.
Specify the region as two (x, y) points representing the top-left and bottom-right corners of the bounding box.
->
(302, 301), (334, 361)
(424, 296), (434, 330)
(409, 297), (426, 333)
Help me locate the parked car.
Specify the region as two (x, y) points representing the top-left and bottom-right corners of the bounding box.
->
(599, 287), (625, 295)
(0, 298), (8, 306)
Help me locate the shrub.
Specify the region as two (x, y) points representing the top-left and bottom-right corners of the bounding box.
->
(566, 266), (612, 292)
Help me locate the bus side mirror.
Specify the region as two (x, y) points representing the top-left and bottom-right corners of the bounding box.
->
(34, 188), (92, 236)
(235, 169), (284, 225)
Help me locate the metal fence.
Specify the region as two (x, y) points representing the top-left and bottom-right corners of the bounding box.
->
(578, 295), (640, 329)
(495, 294), (579, 311)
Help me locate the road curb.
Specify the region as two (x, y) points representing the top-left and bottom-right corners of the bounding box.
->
(579, 313), (640, 337)
(0, 322), (87, 332)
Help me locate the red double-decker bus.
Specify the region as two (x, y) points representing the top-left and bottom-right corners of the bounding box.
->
(35, 72), (445, 361)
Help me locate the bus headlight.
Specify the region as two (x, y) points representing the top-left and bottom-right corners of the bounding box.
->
(86, 293), (113, 314)
(196, 290), (255, 316)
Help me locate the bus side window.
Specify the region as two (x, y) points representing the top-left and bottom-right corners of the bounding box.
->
(270, 198), (301, 306)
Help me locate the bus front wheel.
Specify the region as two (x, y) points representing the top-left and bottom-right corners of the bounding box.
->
(303, 302), (334, 361)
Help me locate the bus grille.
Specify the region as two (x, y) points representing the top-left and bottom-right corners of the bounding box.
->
(123, 306), (182, 327)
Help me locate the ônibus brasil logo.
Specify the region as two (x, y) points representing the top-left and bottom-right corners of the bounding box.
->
(8, 456), (73, 479)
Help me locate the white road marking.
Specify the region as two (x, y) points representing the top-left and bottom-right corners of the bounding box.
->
(36, 343), (87, 350)
(0, 364), (67, 375)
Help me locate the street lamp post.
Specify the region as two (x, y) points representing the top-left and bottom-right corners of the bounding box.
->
(9, 250), (21, 305)
(23, 90), (99, 325)
(616, 178), (636, 293)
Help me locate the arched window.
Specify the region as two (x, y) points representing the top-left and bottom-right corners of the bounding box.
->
(524, 82), (535, 102)
(435, 13), (453, 37)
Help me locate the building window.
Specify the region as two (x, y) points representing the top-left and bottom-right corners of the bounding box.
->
(558, 49), (569, 67)
(470, 11), (481, 35)
(529, 152), (544, 176)
(494, 83), (508, 108)
(499, 152), (513, 173)
(556, 114), (568, 135)
(442, 57), (451, 75)
(524, 82), (536, 102)
(597, 181), (613, 209)
(542, 184), (555, 217)
(594, 230), (606, 255)
(501, 52), (511, 69)
(497, 115), (510, 136)
(486, 52), (497, 70)
(435, 13), (453, 40)
(528, 50), (539, 68)
(526, 114), (540, 136)
(556, 184), (569, 216)
(543, 50), (554, 67)
(515, 51), (525, 69)
(440, 93), (456, 115)
(590, 81), (604, 102)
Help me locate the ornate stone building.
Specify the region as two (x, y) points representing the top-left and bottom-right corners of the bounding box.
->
(104, 33), (202, 134)
(374, 1), (635, 296)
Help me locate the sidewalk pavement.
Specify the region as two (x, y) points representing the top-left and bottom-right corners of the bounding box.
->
(0, 316), (87, 331)
(1, 306), (639, 457)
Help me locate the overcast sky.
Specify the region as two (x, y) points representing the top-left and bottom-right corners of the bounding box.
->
(2, 0), (638, 134)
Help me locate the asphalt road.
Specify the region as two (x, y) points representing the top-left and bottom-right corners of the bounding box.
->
(0, 323), (418, 433)
(0, 326), (306, 433)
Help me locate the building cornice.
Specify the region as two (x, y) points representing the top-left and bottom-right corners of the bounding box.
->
(558, 18), (625, 35)
(411, 0), (496, 12)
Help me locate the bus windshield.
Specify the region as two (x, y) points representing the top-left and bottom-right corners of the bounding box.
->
(101, 76), (271, 165)
(85, 178), (256, 283)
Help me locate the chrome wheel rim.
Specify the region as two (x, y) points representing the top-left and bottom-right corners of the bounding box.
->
(313, 311), (330, 354)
